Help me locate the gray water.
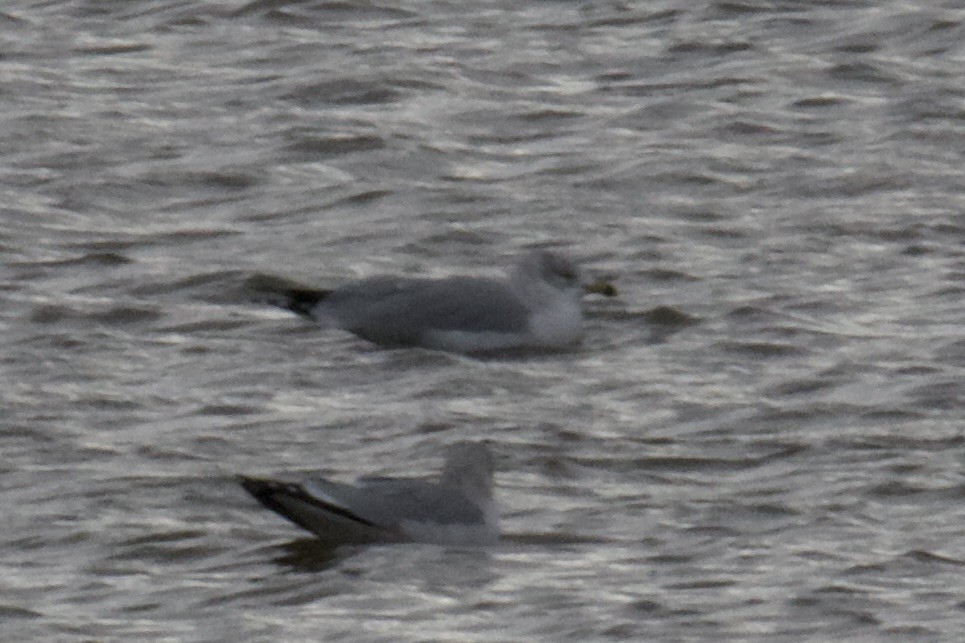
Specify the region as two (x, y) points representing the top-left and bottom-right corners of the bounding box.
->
(2, 0), (964, 640)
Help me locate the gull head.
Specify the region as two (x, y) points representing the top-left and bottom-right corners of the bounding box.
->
(517, 250), (580, 290)
(510, 249), (618, 301)
(509, 249), (583, 303)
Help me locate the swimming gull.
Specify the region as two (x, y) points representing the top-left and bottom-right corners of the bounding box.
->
(239, 442), (498, 546)
(261, 249), (617, 353)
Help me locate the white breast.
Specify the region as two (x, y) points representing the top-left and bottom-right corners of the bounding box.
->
(526, 296), (584, 348)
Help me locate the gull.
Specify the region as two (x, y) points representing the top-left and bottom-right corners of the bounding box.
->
(259, 249), (616, 353)
(239, 442), (498, 546)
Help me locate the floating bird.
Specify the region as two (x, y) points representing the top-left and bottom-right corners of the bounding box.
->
(240, 442), (498, 546)
(259, 249), (616, 353)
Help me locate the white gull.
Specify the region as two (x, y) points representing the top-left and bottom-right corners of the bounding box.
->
(262, 249), (616, 353)
(240, 442), (498, 546)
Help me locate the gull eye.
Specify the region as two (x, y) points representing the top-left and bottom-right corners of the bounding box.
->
(551, 265), (575, 281)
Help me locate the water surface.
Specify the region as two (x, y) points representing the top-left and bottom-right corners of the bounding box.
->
(2, 0), (963, 639)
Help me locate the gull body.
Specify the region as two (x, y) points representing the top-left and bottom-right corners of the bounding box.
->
(265, 250), (615, 353)
(240, 442), (498, 546)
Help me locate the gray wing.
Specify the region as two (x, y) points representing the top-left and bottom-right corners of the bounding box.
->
(321, 276), (530, 346)
(304, 477), (487, 527)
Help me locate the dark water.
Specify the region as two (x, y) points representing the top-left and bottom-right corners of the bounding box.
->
(2, 0), (963, 640)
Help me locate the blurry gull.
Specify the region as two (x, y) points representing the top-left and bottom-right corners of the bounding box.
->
(260, 249), (616, 353)
(239, 442), (498, 546)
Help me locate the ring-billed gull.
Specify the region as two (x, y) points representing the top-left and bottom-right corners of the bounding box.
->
(239, 442), (498, 546)
(261, 249), (616, 353)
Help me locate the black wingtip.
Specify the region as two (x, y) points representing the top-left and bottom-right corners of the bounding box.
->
(245, 274), (332, 319)
(239, 476), (312, 519)
(278, 287), (331, 318)
(239, 476), (321, 534)
(238, 476), (380, 534)
(239, 476), (293, 511)
(238, 474), (269, 497)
